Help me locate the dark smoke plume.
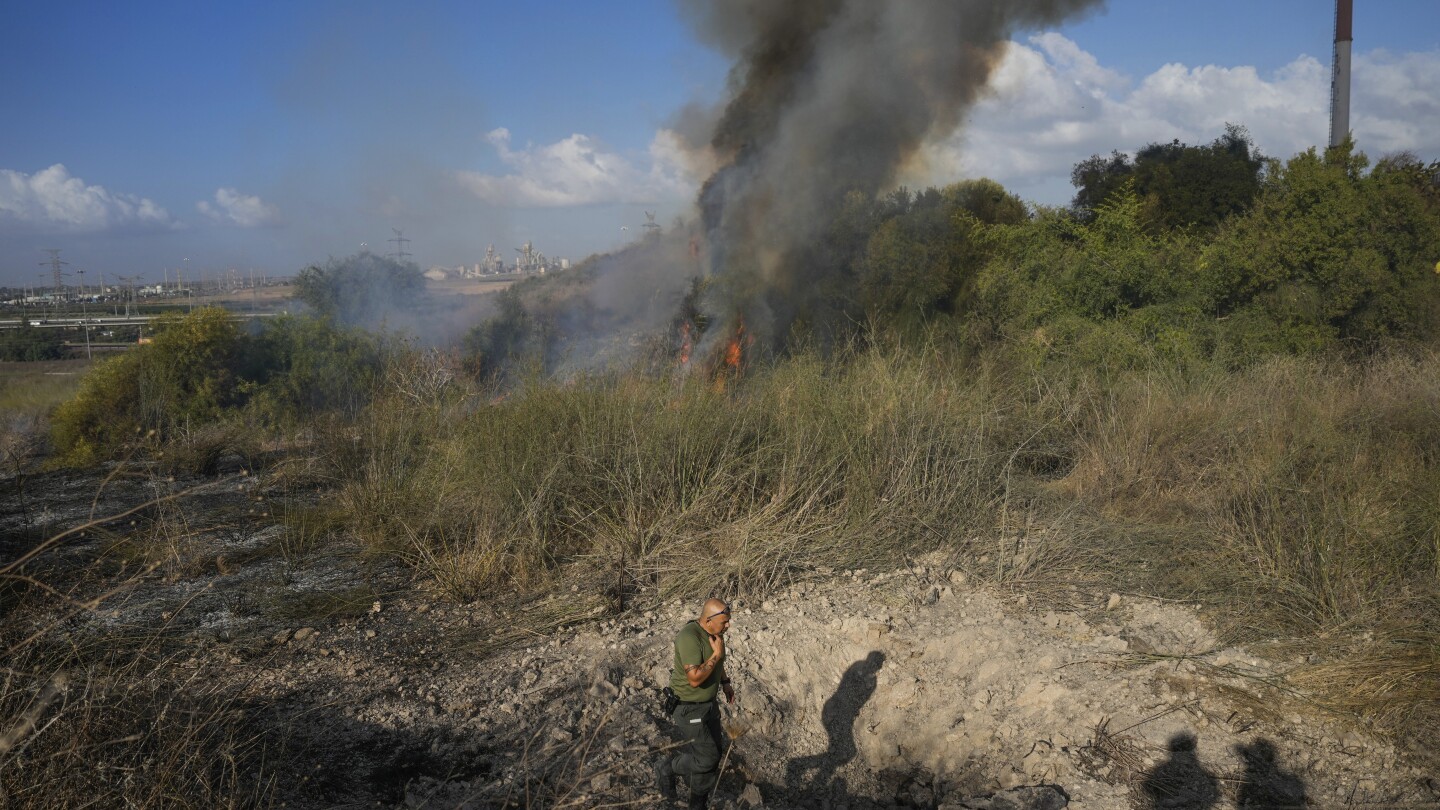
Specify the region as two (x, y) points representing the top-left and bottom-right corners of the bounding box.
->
(476, 1), (1102, 376)
(679, 0), (1103, 356)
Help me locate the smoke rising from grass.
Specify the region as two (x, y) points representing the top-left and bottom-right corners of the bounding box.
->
(679, 0), (1104, 354)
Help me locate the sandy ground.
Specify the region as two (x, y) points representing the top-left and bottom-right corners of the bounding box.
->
(2, 463), (1435, 809)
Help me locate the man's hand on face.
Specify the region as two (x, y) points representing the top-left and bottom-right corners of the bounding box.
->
(723, 683), (735, 704)
(709, 631), (724, 659)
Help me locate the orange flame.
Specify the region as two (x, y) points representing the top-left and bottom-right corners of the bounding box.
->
(723, 335), (742, 369)
(678, 322), (693, 366)
(712, 318), (750, 391)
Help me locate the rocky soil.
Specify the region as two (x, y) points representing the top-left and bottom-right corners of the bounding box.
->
(3, 464), (1436, 809)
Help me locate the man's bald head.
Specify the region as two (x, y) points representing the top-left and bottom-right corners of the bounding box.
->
(698, 598), (731, 636)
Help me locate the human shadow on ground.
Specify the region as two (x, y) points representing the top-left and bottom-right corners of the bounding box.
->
(783, 650), (885, 798)
(1138, 733), (1310, 810)
(1234, 739), (1308, 809)
(1139, 733), (1220, 809)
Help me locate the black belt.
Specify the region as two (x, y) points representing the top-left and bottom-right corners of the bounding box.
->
(678, 697), (714, 704)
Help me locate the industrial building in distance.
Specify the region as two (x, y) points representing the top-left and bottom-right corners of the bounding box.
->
(424, 242), (570, 281)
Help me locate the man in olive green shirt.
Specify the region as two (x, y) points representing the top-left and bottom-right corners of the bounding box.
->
(656, 598), (734, 808)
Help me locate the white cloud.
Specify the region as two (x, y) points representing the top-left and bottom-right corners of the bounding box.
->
(912, 35), (1440, 205)
(458, 40), (1440, 211)
(197, 187), (281, 227)
(455, 127), (701, 207)
(0, 164), (178, 231)
(1352, 49), (1440, 155)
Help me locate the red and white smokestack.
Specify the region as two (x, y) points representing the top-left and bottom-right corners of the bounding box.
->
(1329, 0), (1353, 148)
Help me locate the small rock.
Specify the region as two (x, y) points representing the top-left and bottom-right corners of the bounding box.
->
(997, 769), (1026, 789)
(590, 773), (611, 791)
(1106, 593), (1122, 610)
(739, 782), (764, 807)
(293, 627), (315, 643)
(370, 601), (382, 613)
(365, 629), (378, 640)
(273, 629), (293, 645)
(588, 677), (619, 700)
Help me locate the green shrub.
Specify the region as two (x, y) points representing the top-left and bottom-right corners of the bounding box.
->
(49, 308), (245, 463)
(49, 355), (142, 465)
(50, 309), (389, 463)
(0, 325), (65, 361)
(1203, 143), (1440, 352)
(246, 314), (384, 424)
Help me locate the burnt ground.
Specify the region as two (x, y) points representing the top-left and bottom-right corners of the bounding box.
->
(3, 461), (1437, 809)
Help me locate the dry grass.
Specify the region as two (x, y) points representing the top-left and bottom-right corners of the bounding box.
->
(1040, 349), (1440, 764)
(328, 343), (1009, 605)
(0, 637), (275, 809)
(0, 360), (90, 410)
(274, 501), (348, 580)
(28, 335), (1435, 785)
(0, 360), (89, 466)
(0, 484), (278, 808)
(1075, 716), (1149, 786)
(313, 342), (1440, 765)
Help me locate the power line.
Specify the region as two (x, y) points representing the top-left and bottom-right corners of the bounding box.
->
(388, 228), (412, 262)
(39, 248), (68, 298)
(117, 275), (141, 317)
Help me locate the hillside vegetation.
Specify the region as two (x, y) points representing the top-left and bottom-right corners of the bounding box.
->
(18, 136), (1440, 801)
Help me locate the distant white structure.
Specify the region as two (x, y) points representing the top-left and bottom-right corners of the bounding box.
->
(422, 242), (570, 280)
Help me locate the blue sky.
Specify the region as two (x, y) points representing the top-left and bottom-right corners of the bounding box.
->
(2, 0), (1437, 288)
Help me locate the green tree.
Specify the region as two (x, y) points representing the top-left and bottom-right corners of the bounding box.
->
(945, 178), (1029, 226)
(856, 180), (1028, 330)
(293, 252), (425, 325)
(136, 308), (247, 428)
(1072, 124), (1267, 232)
(970, 184), (1210, 369)
(1201, 142), (1440, 356)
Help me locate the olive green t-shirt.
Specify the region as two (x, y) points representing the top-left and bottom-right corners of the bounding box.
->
(669, 620), (726, 702)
